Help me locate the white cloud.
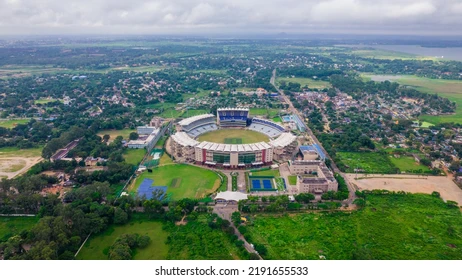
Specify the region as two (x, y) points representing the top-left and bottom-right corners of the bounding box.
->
(0, 0), (460, 35)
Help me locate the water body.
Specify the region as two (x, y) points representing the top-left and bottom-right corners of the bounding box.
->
(342, 44), (462, 61)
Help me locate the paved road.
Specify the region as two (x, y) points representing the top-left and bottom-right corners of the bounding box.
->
(271, 69), (357, 204)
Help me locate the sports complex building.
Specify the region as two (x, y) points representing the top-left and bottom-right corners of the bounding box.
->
(170, 108), (298, 168)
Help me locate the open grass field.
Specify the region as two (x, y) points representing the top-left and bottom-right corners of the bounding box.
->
(77, 218), (168, 260)
(288, 175), (297, 185)
(389, 156), (431, 173)
(97, 129), (135, 141)
(250, 108), (280, 118)
(420, 121), (434, 128)
(245, 193), (462, 259)
(337, 152), (397, 174)
(0, 216), (39, 242)
(276, 77), (332, 89)
(0, 119), (31, 129)
(272, 116), (282, 123)
(349, 48), (435, 60)
(159, 153), (173, 165)
(34, 98), (59, 104)
(123, 149), (146, 166)
(131, 164), (220, 200)
(362, 74), (462, 124)
(197, 129), (269, 144)
(0, 146), (43, 158)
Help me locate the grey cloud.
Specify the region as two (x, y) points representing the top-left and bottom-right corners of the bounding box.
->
(0, 0), (461, 35)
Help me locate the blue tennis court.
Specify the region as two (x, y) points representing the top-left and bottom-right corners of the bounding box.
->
(262, 179), (272, 189)
(252, 180), (261, 189)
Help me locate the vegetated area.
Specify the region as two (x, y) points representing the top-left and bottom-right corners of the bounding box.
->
(123, 149), (146, 166)
(244, 193), (462, 259)
(34, 98), (59, 104)
(276, 77), (331, 89)
(0, 119), (30, 129)
(350, 48), (434, 60)
(272, 116), (282, 123)
(250, 168), (280, 177)
(363, 74), (462, 124)
(130, 164), (221, 200)
(0, 217), (39, 242)
(389, 155), (431, 173)
(97, 129), (135, 141)
(197, 129), (269, 144)
(249, 108), (280, 118)
(181, 109), (209, 117)
(0, 146), (44, 179)
(77, 217), (168, 260)
(0, 146), (43, 158)
(336, 152), (398, 174)
(288, 175), (297, 185)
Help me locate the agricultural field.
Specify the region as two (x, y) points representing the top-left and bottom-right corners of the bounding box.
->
(336, 152), (397, 174)
(244, 193), (462, 259)
(389, 155), (431, 173)
(0, 119), (31, 129)
(276, 77), (332, 89)
(164, 215), (245, 260)
(0, 216), (39, 242)
(77, 218), (168, 260)
(130, 164), (221, 200)
(97, 129), (135, 141)
(362, 74), (462, 124)
(197, 129), (269, 144)
(123, 149), (146, 166)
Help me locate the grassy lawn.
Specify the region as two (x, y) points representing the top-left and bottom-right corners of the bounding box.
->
(337, 152), (397, 174)
(0, 146), (43, 158)
(389, 156), (431, 173)
(155, 136), (167, 148)
(131, 164), (221, 200)
(198, 129), (269, 144)
(77, 218), (168, 260)
(420, 121), (434, 128)
(97, 129), (135, 141)
(123, 149), (146, 166)
(362, 74), (462, 124)
(250, 108), (280, 118)
(272, 116), (282, 123)
(159, 153), (173, 165)
(0, 119), (31, 129)
(0, 216), (39, 242)
(288, 175), (297, 185)
(251, 169), (280, 177)
(159, 108), (184, 118)
(276, 77), (331, 89)
(245, 193), (462, 259)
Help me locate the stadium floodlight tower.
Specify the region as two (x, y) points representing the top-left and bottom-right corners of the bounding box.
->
(217, 107), (249, 128)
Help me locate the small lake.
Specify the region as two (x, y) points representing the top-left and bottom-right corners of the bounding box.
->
(340, 44), (462, 61)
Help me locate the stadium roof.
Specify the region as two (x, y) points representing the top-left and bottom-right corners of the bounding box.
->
(178, 114), (214, 126)
(171, 132), (200, 147)
(217, 107), (249, 112)
(215, 191), (248, 202)
(269, 133), (297, 148)
(196, 141), (271, 152)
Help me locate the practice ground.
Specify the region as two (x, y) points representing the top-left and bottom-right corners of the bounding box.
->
(346, 173), (462, 205)
(123, 149), (146, 166)
(130, 164), (221, 200)
(97, 129), (135, 142)
(76, 218), (168, 260)
(245, 193), (462, 259)
(197, 129), (269, 144)
(362, 74), (462, 124)
(0, 147), (43, 179)
(389, 156), (431, 173)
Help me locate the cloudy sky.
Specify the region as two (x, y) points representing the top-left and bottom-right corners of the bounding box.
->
(0, 0), (461, 35)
